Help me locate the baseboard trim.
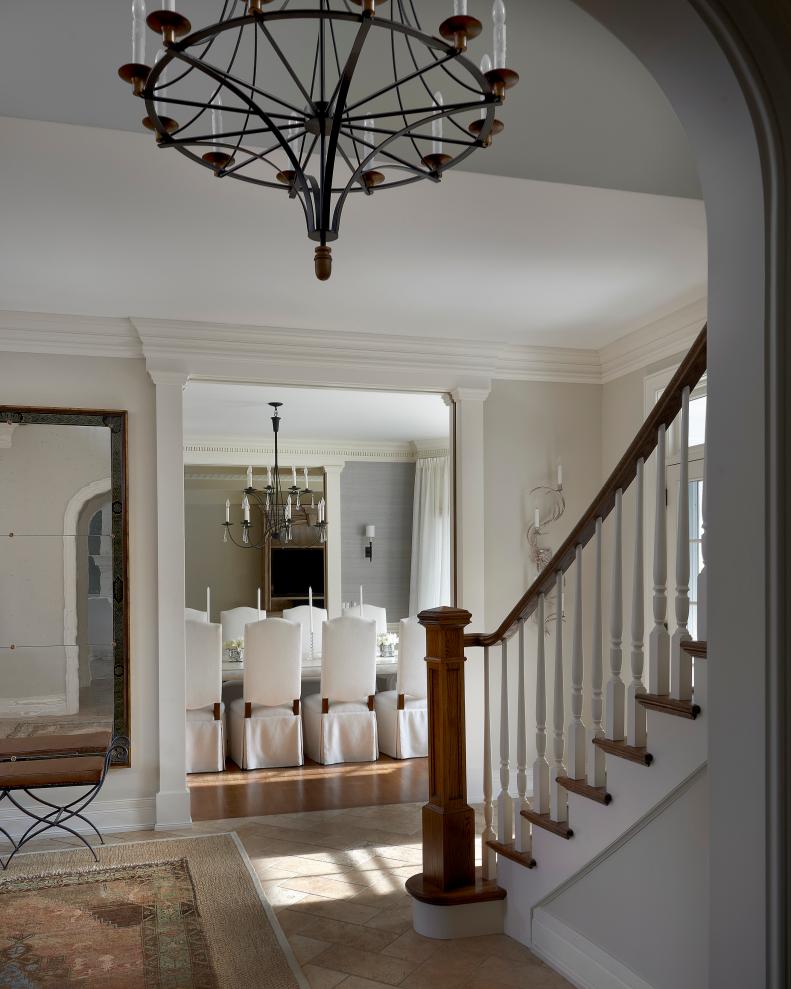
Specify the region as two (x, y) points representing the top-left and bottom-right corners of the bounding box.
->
(532, 910), (654, 989)
(0, 796), (156, 841)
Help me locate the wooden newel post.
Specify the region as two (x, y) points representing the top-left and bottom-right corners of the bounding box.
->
(417, 606), (475, 892)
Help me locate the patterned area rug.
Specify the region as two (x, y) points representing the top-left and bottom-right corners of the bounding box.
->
(0, 834), (306, 989)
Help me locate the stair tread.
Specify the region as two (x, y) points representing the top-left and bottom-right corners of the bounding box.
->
(593, 736), (654, 766)
(556, 775), (612, 805)
(637, 692), (700, 719)
(486, 838), (536, 868)
(520, 807), (574, 839)
(681, 639), (707, 658)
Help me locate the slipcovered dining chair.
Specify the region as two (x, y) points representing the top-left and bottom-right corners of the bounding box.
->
(302, 616), (378, 765)
(220, 606), (264, 643)
(343, 603), (388, 637)
(374, 617), (428, 759)
(228, 618), (303, 769)
(185, 619), (224, 773)
(185, 607), (208, 623)
(282, 604), (328, 665)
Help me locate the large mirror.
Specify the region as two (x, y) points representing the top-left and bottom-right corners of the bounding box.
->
(0, 407), (129, 764)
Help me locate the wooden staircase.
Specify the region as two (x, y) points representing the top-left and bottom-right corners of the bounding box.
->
(407, 326), (709, 947)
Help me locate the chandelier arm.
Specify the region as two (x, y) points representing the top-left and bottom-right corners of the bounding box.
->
(398, 25), (484, 141)
(256, 18), (318, 114)
(400, 0), (422, 31)
(158, 48), (318, 237)
(320, 14), (372, 236)
(300, 132), (320, 172)
(349, 122), (480, 149)
(219, 130), (309, 178)
(331, 97), (490, 230)
(333, 139), (369, 191)
(326, 6), (364, 176)
(343, 48), (457, 117)
(155, 0), (236, 92)
(176, 48), (311, 120)
(338, 128), (430, 179)
(342, 101), (489, 122)
(389, 15), (423, 166)
(175, 22), (246, 135)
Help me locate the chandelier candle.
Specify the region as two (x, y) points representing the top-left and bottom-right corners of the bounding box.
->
(118, 0), (518, 278)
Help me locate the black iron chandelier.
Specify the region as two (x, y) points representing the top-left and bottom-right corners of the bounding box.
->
(222, 402), (327, 548)
(119, 1), (519, 279)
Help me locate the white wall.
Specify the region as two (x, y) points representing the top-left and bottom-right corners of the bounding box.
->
(0, 352), (158, 822)
(463, 379), (603, 799)
(539, 769), (708, 989)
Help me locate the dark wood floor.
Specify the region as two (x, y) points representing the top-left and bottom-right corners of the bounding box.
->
(189, 755), (429, 821)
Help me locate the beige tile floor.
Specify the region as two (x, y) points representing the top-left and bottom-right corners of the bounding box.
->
(8, 802), (572, 989)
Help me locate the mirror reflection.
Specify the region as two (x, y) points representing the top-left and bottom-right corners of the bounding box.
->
(0, 420), (120, 744)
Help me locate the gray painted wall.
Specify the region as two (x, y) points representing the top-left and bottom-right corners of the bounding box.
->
(341, 462), (415, 623)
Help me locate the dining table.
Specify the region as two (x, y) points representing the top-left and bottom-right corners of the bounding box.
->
(221, 653), (399, 692)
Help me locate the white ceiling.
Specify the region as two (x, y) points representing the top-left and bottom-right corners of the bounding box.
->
(0, 114), (706, 349)
(0, 0), (700, 200)
(183, 383), (450, 442)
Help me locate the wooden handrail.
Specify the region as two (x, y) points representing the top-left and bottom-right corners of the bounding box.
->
(465, 324), (707, 649)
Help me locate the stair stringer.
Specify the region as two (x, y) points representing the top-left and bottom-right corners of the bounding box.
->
(497, 668), (707, 948)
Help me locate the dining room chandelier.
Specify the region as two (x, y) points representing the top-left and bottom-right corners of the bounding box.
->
(118, 0), (519, 280)
(222, 402), (327, 548)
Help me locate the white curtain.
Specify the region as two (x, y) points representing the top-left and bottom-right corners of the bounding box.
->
(409, 456), (451, 615)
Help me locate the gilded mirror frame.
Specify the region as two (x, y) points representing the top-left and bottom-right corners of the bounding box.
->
(0, 405), (130, 766)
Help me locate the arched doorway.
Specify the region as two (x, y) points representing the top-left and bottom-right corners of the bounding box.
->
(564, 3), (786, 985)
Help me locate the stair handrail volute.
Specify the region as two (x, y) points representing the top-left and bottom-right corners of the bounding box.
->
(465, 324), (707, 649)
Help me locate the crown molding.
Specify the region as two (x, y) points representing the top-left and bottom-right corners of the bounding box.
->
(0, 301), (707, 386)
(0, 310), (141, 359)
(598, 298), (707, 383)
(183, 436), (438, 465)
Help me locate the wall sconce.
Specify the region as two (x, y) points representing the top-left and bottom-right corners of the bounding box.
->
(364, 524), (375, 562)
(527, 464), (565, 574)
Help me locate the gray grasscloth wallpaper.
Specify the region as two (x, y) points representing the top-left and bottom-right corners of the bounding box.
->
(340, 461), (415, 623)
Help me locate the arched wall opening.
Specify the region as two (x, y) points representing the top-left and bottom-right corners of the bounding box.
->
(567, 3), (784, 986)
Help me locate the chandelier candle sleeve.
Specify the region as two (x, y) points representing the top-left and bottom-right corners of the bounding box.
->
(534, 508), (540, 530)
(132, 0), (146, 63)
(493, 0), (507, 69)
(247, 465), (253, 489)
(558, 464), (563, 488)
(480, 54), (492, 116)
(267, 466), (273, 487)
(453, 0), (468, 14)
(360, 586), (364, 615)
(210, 94), (224, 152)
(303, 467), (309, 489)
(225, 499), (230, 524)
(292, 466), (297, 488)
(432, 91), (444, 156)
(243, 495), (250, 522)
(257, 587), (262, 618)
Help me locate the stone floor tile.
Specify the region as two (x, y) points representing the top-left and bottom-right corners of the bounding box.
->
(302, 964), (347, 989)
(380, 928), (440, 964)
(280, 912), (399, 952)
(288, 933), (332, 965)
(336, 977), (401, 989)
(310, 943), (417, 986)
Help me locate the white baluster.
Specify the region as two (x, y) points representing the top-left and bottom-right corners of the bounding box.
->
(550, 572), (567, 821)
(606, 489), (625, 740)
(627, 458), (647, 746)
(648, 425), (670, 695)
(482, 645), (496, 878)
(671, 387), (693, 699)
(497, 638), (513, 842)
(532, 593), (550, 814)
(515, 619), (531, 853)
(567, 546), (586, 779)
(587, 518), (606, 786)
